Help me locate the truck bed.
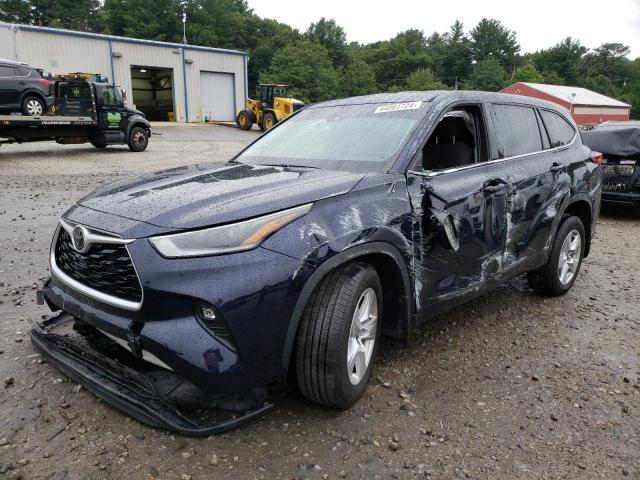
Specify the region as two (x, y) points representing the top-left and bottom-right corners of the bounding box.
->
(0, 115), (95, 127)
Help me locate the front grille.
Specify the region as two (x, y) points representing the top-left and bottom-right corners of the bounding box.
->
(54, 228), (142, 303)
(603, 182), (627, 192)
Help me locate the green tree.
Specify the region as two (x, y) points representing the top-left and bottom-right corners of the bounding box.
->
(511, 63), (545, 83)
(464, 58), (508, 91)
(340, 60), (377, 97)
(469, 18), (520, 70)
(530, 37), (586, 85)
(1, 0), (103, 31)
(261, 40), (339, 103)
(305, 17), (351, 68)
(0, 0), (33, 24)
(358, 29), (432, 91)
(405, 67), (447, 90)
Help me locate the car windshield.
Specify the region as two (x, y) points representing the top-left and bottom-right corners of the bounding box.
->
(236, 101), (429, 172)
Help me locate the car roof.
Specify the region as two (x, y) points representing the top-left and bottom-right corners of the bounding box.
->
(313, 90), (568, 113)
(0, 58), (30, 67)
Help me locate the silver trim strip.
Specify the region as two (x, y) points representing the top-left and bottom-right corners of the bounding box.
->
(50, 220), (144, 311)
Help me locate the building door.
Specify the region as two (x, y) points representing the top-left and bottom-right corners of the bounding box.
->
(200, 72), (235, 122)
(130, 66), (174, 121)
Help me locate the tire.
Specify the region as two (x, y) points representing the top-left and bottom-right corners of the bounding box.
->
(127, 126), (149, 152)
(527, 215), (586, 296)
(236, 109), (254, 130)
(263, 112), (277, 131)
(295, 261), (382, 409)
(22, 95), (45, 117)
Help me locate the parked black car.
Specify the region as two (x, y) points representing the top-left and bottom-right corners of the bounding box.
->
(32, 91), (602, 436)
(0, 58), (53, 116)
(581, 121), (640, 208)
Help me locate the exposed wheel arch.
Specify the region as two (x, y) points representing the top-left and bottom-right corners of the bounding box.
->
(282, 242), (414, 374)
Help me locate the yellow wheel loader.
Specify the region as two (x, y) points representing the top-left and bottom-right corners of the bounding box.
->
(236, 84), (305, 131)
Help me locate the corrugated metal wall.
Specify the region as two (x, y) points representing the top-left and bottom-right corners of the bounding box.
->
(0, 23), (247, 123)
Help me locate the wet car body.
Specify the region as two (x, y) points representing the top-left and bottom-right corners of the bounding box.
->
(581, 121), (640, 208)
(34, 91), (602, 435)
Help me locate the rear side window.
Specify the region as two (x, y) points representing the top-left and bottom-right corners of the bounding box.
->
(491, 104), (543, 158)
(0, 66), (17, 77)
(540, 110), (575, 148)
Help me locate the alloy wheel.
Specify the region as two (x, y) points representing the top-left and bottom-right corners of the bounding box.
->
(558, 229), (581, 285)
(347, 288), (378, 386)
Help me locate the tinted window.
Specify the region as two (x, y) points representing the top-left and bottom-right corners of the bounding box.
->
(17, 66), (30, 76)
(540, 110), (575, 148)
(99, 86), (124, 107)
(0, 66), (17, 77)
(492, 104), (542, 158)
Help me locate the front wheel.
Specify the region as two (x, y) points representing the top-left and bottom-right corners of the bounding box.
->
(527, 215), (586, 296)
(263, 112), (277, 130)
(127, 126), (149, 152)
(295, 262), (382, 409)
(236, 109), (254, 130)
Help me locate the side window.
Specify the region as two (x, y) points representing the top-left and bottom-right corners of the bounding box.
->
(421, 105), (487, 171)
(540, 110), (575, 148)
(100, 87), (124, 107)
(0, 66), (15, 77)
(491, 104), (543, 158)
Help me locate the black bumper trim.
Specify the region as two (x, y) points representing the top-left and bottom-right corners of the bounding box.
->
(30, 314), (273, 437)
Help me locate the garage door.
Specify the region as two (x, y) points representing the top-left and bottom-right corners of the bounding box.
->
(200, 72), (235, 122)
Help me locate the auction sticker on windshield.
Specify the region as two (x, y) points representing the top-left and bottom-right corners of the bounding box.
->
(374, 101), (422, 114)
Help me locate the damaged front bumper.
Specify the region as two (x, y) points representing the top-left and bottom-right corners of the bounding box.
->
(30, 313), (273, 437)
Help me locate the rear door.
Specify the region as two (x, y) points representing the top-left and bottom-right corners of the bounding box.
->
(0, 65), (21, 107)
(488, 103), (565, 268)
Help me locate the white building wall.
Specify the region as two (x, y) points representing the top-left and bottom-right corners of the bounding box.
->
(0, 22), (247, 123)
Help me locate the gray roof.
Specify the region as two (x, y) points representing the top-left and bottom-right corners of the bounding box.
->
(0, 21), (248, 57)
(519, 82), (630, 108)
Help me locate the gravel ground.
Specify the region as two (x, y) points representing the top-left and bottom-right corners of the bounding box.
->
(0, 123), (638, 480)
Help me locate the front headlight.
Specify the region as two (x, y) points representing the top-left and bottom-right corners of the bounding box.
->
(149, 203), (313, 258)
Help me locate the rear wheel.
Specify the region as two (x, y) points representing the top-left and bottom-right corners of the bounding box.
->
(527, 215), (585, 296)
(22, 95), (45, 117)
(263, 112), (276, 130)
(236, 109), (254, 130)
(127, 126), (149, 152)
(295, 262), (382, 409)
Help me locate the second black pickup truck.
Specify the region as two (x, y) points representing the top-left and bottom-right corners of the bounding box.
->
(0, 80), (151, 152)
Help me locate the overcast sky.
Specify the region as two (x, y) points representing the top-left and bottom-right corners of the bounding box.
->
(248, 0), (640, 58)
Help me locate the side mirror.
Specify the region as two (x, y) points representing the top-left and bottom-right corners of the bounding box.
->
(120, 87), (127, 103)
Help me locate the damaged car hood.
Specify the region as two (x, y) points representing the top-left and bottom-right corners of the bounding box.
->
(77, 162), (365, 231)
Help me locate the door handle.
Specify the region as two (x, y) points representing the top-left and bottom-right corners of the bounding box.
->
(550, 163), (565, 174)
(483, 179), (508, 194)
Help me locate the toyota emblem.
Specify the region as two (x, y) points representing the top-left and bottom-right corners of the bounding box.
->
(72, 226), (86, 252)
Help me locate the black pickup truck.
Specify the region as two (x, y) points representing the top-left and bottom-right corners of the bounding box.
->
(0, 80), (151, 152)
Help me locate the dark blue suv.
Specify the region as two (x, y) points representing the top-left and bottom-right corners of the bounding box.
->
(32, 91), (602, 435)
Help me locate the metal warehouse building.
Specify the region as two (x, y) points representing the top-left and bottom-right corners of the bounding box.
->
(0, 22), (248, 122)
(501, 82), (631, 125)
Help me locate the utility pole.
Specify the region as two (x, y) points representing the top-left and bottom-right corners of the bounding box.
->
(182, 12), (187, 45)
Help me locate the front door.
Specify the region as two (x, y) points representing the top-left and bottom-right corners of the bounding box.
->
(406, 103), (509, 318)
(95, 85), (126, 131)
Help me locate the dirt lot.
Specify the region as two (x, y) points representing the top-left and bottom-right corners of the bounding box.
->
(0, 124), (638, 480)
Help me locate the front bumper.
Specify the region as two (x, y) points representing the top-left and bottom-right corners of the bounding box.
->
(30, 313), (273, 436)
(601, 190), (640, 207)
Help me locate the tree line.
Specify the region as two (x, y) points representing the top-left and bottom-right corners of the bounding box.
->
(1, 0), (638, 117)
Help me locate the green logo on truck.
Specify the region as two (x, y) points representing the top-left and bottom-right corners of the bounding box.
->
(107, 112), (121, 127)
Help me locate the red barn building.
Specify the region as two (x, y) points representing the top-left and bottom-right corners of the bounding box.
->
(501, 82), (631, 125)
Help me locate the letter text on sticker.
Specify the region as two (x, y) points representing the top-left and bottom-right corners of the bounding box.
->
(374, 101), (422, 114)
